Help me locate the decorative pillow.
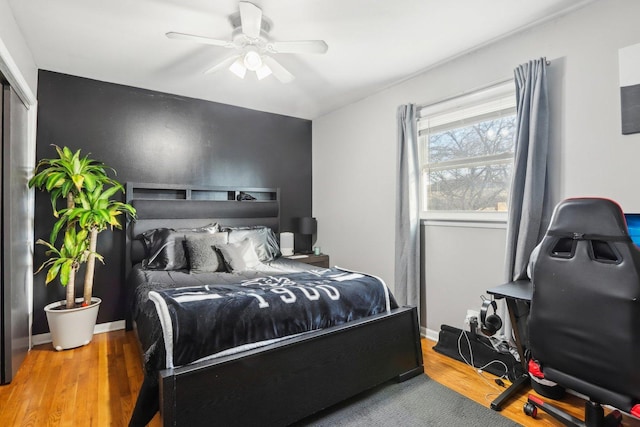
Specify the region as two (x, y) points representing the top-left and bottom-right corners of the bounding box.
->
(140, 224), (218, 270)
(215, 238), (262, 272)
(222, 226), (281, 262)
(263, 227), (282, 259)
(184, 232), (229, 274)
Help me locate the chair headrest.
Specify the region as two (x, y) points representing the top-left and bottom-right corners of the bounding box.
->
(546, 198), (629, 239)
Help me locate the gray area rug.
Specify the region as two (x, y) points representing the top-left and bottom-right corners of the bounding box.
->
(294, 374), (522, 426)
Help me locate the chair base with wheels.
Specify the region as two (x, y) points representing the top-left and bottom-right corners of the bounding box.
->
(524, 394), (623, 427)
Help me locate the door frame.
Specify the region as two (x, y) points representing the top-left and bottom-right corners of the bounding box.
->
(0, 36), (38, 350)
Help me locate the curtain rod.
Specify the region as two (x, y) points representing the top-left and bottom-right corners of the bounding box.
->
(417, 57), (551, 112)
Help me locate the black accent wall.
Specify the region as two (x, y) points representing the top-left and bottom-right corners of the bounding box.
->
(33, 70), (312, 334)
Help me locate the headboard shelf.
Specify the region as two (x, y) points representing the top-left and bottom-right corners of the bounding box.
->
(125, 182), (278, 203)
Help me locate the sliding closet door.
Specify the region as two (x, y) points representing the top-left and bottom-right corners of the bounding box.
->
(0, 81), (4, 383)
(1, 81), (30, 384)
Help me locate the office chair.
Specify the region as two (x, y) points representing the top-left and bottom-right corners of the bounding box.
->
(525, 197), (640, 427)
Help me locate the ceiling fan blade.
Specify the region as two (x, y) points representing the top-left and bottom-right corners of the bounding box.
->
(239, 2), (262, 38)
(262, 56), (294, 83)
(204, 55), (240, 75)
(166, 32), (234, 48)
(269, 40), (328, 54)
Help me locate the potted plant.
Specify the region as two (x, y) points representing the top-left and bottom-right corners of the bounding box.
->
(29, 145), (136, 350)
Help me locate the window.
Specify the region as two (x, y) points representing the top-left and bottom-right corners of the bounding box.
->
(418, 82), (516, 221)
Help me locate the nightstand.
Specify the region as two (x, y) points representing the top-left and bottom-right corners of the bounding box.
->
(288, 253), (330, 268)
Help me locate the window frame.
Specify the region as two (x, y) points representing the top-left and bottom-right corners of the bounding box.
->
(418, 81), (516, 223)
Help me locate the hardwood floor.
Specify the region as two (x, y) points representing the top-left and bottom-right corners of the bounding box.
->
(0, 330), (161, 427)
(0, 332), (638, 426)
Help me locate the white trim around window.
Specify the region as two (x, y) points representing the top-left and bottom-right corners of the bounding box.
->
(418, 80), (516, 222)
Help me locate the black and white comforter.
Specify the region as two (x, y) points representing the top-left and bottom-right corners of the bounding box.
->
(149, 268), (393, 369)
(129, 259), (397, 374)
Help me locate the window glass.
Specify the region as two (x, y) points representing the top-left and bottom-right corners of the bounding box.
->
(418, 83), (516, 220)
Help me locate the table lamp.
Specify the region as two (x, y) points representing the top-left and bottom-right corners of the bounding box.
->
(296, 217), (317, 254)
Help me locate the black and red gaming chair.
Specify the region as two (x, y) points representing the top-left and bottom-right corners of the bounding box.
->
(525, 197), (640, 427)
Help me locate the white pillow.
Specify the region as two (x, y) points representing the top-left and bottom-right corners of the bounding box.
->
(216, 238), (262, 272)
(224, 226), (281, 262)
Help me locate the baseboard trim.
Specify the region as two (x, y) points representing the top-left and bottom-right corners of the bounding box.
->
(425, 327), (439, 342)
(31, 320), (126, 346)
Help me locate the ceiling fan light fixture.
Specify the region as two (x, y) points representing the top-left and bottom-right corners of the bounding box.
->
(243, 49), (262, 71)
(168, 2), (327, 83)
(256, 64), (272, 80)
(229, 57), (247, 78)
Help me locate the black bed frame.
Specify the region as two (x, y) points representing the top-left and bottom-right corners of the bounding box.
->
(124, 183), (424, 426)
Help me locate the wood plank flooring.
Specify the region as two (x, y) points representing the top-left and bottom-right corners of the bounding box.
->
(0, 331), (638, 426)
(0, 330), (160, 427)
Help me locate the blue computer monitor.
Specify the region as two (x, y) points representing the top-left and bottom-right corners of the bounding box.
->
(624, 213), (640, 247)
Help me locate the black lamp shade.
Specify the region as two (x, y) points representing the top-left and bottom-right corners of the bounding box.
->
(297, 217), (317, 235)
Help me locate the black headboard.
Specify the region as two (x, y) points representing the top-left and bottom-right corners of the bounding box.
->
(124, 182), (280, 277)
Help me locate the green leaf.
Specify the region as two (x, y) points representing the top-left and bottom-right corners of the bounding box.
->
(100, 185), (121, 201)
(79, 193), (91, 210)
(44, 172), (65, 191)
(71, 174), (84, 192)
(77, 228), (88, 242)
(97, 209), (111, 224)
(60, 145), (71, 159)
(80, 211), (92, 227)
(83, 173), (96, 191)
(50, 218), (66, 243)
(59, 260), (72, 286)
(61, 181), (74, 200)
(45, 262), (61, 285)
(49, 195), (60, 218)
(63, 229), (75, 250)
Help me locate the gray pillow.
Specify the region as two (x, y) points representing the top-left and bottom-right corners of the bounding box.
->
(215, 238), (262, 272)
(184, 232), (229, 274)
(140, 224), (219, 270)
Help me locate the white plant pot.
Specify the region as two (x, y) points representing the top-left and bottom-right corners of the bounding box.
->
(44, 297), (101, 351)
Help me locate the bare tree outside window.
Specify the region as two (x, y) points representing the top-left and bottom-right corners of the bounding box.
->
(421, 115), (516, 212)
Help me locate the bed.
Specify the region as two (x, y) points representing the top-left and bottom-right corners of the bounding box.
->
(124, 183), (423, 427)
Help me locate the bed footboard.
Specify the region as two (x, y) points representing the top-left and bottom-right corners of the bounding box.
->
(159, 306), (423, 426)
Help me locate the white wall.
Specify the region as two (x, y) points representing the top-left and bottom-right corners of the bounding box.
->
(313, 0), (640, 336)
(0, 0), (37, 99)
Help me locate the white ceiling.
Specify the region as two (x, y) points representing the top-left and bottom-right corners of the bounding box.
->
(9, 0), (591, 120)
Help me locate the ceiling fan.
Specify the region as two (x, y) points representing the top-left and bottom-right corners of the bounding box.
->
(166, 1), (328, 83)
